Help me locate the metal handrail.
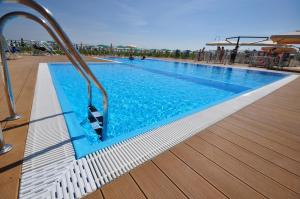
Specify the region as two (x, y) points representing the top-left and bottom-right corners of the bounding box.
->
(1, 0), (108, 136)
(0, 12), (93, 119)
(0, 35), (20, 120)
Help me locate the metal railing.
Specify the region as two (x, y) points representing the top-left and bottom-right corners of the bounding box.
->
(0, 0), (108, 137)
(0, 12), (92, 121)
(196, 50), (299, 68)
(248, 56), (278, 68)
(0, 34), (21, 120)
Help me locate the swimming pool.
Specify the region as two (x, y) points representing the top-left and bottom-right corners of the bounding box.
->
(49, 58), (287, 158)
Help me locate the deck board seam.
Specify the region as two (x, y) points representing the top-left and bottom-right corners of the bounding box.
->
(128, 172), (148, 198)
(183, 142), (269, 198)
(150, 159), (190, 199)
(2, 65), (36, 128)
(197, 133), (300, 195)
(0, 61), (33, 102)
(251, 103), (300, 115)
(207, 129), (300, 177)
(225, 116), (300, 153)
(230, 114), (300, 140)
(218, 118), (300, 152)
(236, 111), (300, 137)
(166, 150), (230, 199)
(169, 147), (247, 199)
(215, 123), (300, 164)
(99, 189), (105, 199)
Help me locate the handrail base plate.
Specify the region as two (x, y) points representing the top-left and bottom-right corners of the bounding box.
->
(0, 144), (12, 155)
(4, 114), (21, 121)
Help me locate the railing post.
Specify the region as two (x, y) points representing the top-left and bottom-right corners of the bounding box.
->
(0, 34), (21, 121)
(0, 124), (12, 155)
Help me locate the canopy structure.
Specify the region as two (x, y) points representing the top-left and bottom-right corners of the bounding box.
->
(271, 30), (300, 44)
(206, 40), (237, 46)
(206, 36), (294, 64)
(206, 40), (290, 47)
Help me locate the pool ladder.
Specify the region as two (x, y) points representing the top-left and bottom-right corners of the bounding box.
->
(0, 0), (108, 154)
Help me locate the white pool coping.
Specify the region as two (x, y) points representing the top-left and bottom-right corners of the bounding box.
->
(19, 62), (298, 199)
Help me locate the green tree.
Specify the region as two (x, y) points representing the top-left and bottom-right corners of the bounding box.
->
(20, 38), (25, 47)
(174, 49), (181, 58)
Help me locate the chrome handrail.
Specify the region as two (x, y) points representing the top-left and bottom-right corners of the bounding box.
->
(0, 12), (93, 119)
(0, 34), (20, 120)
(1, 0), (108, 137)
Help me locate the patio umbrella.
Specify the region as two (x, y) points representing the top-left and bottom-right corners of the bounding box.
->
(270, 30), (300, 44)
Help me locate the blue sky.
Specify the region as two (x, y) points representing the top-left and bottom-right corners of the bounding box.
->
(0, 0), (299, 50)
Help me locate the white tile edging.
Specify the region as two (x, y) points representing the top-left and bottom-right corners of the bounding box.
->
(19, 63), (298, 199)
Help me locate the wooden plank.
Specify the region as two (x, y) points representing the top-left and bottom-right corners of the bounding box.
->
(217, 120), (300, 162)
(0, 125), (28, 186)
(130, 161), (187, 199)
(271, 82), (300, 98)
(101, 174), (145, 199)
(171, 143), (265, 199)
(209, 125), (300, 176)
(263, 93), (300, 107)
(0, 180), (19, 199)
(239, 105), (300, 128)
(4, 65), (38, 129)
(0, 64), (34, 121)
(186, 136), (300, 199)
(153, 151), (227, 199)
(0, 59), (34, 102)
(237, 106), (300, 136)
(253, 99), (300, 114)
(231, 114), (300, 143)
(225, 115), (300, 151)
(199, 130), (300, 194)
(83, 190), (104, 199)
(244, 103), (300, 124)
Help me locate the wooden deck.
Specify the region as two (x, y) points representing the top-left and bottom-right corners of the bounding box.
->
(0, 56), (300, 199)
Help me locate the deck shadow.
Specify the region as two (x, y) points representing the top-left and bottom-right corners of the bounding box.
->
(2, 111), (73, 132)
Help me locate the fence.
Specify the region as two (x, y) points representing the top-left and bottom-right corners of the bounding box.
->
(197, 51), (299, 68)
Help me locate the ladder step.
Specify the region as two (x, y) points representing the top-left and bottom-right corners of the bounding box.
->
(88, 105), (103, 140)
(90, 122), (102, 130)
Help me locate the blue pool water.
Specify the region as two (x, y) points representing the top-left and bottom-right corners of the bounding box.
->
(49, 59), (287, 158)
